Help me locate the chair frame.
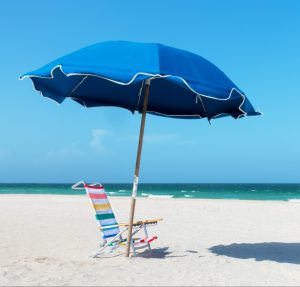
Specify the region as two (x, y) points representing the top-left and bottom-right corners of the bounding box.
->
(72, 181), (161, 257)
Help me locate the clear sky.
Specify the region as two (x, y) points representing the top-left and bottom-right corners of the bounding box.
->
(1, 0), (299, 183)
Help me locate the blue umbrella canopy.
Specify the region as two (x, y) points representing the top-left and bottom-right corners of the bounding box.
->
(21, 41), (261, 120)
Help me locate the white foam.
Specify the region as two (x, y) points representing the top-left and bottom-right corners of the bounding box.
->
(148, 194), (174, 199)
(184, 195), (194, 198)
(288, 199), (300, 202)
(181, 190), (188, 193)
(141, 193), (149, 197)
(118, 190), (128, 193)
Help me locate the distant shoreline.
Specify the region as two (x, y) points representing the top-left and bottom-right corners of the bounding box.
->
(1, 183), (300, 201)
(0, 193), (298, 203)
(1, 182), (299, 184)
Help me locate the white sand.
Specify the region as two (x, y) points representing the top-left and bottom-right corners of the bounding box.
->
(1, 195), (300, 286)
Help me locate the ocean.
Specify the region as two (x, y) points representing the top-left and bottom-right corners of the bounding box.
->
(0, 183), (300, 201)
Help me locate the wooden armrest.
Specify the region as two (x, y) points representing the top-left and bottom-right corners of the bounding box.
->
(120, 218), (163, 227)
(99, 218), (162, 230)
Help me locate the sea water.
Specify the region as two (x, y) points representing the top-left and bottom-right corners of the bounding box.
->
(0, 183), (300, 201)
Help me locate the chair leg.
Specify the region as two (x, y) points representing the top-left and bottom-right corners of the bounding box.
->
(129, 227), (142, 256)
(143, 224), (151, 251)
(131, 238), (137, 256)
(93, 228), (128, 257)
(101, 238), (107, 247)
(93, 241), (110, 257)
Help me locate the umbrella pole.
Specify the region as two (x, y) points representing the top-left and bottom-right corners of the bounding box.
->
(125, 79), (151, 257)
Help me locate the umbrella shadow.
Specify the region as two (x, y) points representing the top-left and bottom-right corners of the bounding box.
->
(209, 242), (300, 265)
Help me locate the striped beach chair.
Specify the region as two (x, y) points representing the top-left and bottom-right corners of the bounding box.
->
(72, 181), (162, 257)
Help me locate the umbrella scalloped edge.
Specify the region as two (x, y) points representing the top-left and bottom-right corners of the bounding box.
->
(20, 64), (262, 120)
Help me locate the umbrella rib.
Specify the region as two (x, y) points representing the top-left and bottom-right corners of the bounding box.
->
(196, 94), (208, 118)
(67, 75), (88, 97)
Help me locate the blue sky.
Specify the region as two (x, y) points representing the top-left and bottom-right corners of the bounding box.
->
(1, 0), (299, 183)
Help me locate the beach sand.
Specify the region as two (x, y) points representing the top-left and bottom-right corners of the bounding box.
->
(1, 195), (300, 286)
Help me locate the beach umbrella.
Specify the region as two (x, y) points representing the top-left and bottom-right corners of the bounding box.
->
(21, 41), (261, 257)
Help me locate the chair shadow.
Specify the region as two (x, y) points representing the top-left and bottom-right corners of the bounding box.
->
(137, 247), (197, 259)
(95, 247), (198, 259)
(209, 242), (300, 265)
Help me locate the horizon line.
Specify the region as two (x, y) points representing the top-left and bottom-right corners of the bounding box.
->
(0, 182), (299, 185)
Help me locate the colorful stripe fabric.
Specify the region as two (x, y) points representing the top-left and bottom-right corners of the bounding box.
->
(84, 184), (120, 239)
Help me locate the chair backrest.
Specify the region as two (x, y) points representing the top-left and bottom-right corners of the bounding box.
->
(83, 183), (121, 240)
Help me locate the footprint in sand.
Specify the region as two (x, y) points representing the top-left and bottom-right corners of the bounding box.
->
(34, 256), (48, 263)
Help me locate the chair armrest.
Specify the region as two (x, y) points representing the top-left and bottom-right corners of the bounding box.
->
(120, 218), (163, 227)
(98, 218), (162, 230)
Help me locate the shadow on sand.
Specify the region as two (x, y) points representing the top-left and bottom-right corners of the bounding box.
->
(209, 242), (300, 265)
(137, 247), (198, 259)
(96, 247), (198, 259)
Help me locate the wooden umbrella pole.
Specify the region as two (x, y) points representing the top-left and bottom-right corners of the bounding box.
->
(125, 79), (151, 257)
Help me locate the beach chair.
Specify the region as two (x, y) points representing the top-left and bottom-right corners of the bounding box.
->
(72, 181), (162, 257)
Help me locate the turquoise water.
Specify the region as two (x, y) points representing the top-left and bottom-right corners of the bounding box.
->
(1, 183), (300, 201)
